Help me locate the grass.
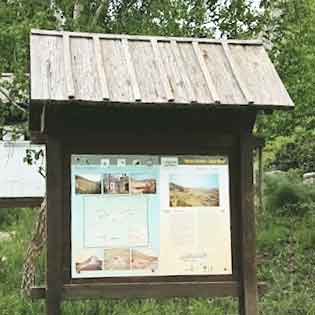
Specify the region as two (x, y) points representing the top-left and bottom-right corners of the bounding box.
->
(0, 206), (315, 314)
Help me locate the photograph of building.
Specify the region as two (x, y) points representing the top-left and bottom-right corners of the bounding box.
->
(103, 174), (129, 194)
(75, 175), (102, 194)
(130, 174), (156, 194)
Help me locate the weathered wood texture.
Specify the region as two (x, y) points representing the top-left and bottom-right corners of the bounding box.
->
(0, 197), (43, 208)
(30, 282), (267, 300)
(46, 138), (63, 315)
(238, 128), (258, 315)
(30, 29), (294, 108)
(33, 106), (256, 139)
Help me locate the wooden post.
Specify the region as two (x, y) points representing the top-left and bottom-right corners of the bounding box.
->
(46, 137), (63, 315)
(258, 146), (263, 212)
(239, 130), (258, 315)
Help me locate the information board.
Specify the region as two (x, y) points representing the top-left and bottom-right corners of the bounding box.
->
(0, 141), (45, 198)
(71, 155), (232, 278)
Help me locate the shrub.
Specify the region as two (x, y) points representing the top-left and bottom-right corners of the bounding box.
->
(264, 171), (315, 216)
(0, 208), (21, 228)
(263, 128), (315, 173)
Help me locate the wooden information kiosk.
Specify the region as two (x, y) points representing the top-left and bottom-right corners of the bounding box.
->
(29, 29), (294, 315)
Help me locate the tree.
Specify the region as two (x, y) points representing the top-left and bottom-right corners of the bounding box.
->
(0, 0), (265, 129)
(256, 0), (315, 171)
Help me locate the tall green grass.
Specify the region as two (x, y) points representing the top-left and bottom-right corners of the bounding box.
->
(1, 173), (315, 314)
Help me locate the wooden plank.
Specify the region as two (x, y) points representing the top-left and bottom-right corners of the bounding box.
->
(46, 137), (63, 315)
(63, 153), (71, 283)
(100, 39), (133, 102)
(222, 41), (254, 104)
(177, 43), (212, 103)
(251, 136), (265, 149)
(31, 29), (263, 45)
(63, 33), (75, 99)
(70, 37), (102, 101)
(238, 127), (258, 315)
(151, 39), (174, 102)
(64, 282), (239, 299)
(93, 35), (110, 101)
(260, 48), (294, 107)
(31, 34), (66, 101)
(199, 43), (244, 105)
(171, 40), (197, 103)
(121, 38), (141, 102)
(192, 41), (220, 103)
(258, 146), (263, 212)
(128, 40), (165, 103)
(30, 282), (267, 300)
(30, 98), (294, 110)
(40, 104), (46, 133)
(230, 45), (293, 107)
(30, 286), (46, 299)
(0, 197), (43, 208)
(158, 41), (188, 102)
(30, 131), (48, 145)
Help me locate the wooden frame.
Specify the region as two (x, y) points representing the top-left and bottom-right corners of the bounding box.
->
(0, 197), (43, 208)
(29, 106), (262, 315)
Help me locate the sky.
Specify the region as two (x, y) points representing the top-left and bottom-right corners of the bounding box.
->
(170, 173), (219, 190)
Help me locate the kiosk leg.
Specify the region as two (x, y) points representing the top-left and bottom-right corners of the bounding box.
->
(46, 294), (62, 315)
(239, 132), (258, 315)
(46, 137), (63, 315)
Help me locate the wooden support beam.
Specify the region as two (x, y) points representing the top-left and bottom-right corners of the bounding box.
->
(238, 130), (258, 315)
(40, 104), (46, 133)
(121, 38), (141, 102)
(151, 39), (175, 102)
(251, 136), (265, 149)
(30, 131), (48, 145)
(0, 197), (43, 208)
(257, 146), (264, 212)
(192, 41), (220, 104)
(30, 282), (268, 300)
(171, 40), (197, 103)
(63, 33), (75, 99)
(222, 41), (254, 104)
(46, 137), (63, 315)
(93, 35), (110, 101)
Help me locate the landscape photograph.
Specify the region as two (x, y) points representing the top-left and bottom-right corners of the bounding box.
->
(131, 248), (158, 272)
(169, 173), (220, 207)
(104, 248), (131, 270)
(75, 174), (102, 194)
(75, 255), (103, 273)
(130, 174), (157, 194)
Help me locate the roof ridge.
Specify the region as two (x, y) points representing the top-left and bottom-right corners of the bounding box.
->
(30, 29), (263, 45)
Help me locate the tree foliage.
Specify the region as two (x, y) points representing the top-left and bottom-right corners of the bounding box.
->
(0, 0), (265, 129)
(256, 0), (315, 171)
(2, 0), (315, 175)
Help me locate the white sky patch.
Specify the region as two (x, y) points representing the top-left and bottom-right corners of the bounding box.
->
(77, 174), (101, 183)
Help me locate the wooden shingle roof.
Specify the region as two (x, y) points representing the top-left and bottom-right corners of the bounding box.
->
(30, 29), (294, 109)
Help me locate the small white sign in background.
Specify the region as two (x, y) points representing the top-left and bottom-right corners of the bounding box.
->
(0, 141), (45, 198)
